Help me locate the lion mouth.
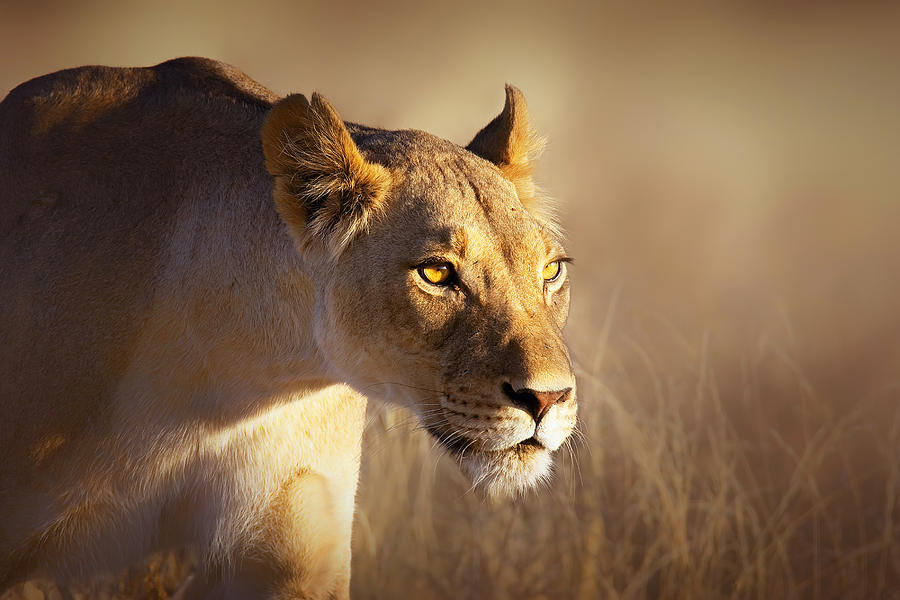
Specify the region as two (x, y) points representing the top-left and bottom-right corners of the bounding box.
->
(516, 436), (544, 448)
(426, 426), (543, 455)
(425, 426), (553, 498)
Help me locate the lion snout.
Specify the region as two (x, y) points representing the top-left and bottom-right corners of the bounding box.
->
(500, 382), (572, 425)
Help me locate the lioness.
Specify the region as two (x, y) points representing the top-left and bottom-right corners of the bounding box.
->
(0, 58), (576, 598)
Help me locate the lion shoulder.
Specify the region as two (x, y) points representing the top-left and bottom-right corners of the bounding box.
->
(0, 60), (285, 480)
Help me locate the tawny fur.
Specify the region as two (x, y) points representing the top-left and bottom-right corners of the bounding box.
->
(0, 57), (576, 599)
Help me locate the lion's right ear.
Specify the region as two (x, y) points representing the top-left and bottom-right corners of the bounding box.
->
(261, 93), (392, 258)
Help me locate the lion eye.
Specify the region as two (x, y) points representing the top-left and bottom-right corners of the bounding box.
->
(542, 260), (561, 282)
(419, 263), (454, 286)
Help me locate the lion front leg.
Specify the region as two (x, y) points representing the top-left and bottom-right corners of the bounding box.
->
(191, 469), (355, 600)
(264, 468), (356, 600)
(185, 387), (366, 600)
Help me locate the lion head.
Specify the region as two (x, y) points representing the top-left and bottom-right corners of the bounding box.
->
(261, 86), (576, 498)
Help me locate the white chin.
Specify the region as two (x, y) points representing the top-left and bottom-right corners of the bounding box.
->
(459, 444), (553, 500)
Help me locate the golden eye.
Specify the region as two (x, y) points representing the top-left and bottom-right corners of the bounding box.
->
(419, 263), (454, 286)
(542, 260), (561, 282)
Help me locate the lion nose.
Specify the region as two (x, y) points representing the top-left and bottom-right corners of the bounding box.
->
(502, 383), (572, 425)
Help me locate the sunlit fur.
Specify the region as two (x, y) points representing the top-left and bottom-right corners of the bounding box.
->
(0, 57), (575, 598)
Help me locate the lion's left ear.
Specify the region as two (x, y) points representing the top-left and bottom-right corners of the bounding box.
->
(466, 85), (546, 213)
(261, 92), (391, 258)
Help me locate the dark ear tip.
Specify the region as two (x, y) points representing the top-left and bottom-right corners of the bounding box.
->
(310, 92), (342, 122)
(266, 94), (311, 122)
(501, 85), (528, 121)
(310, 92), (330, 109)
(504, 84), (525, 105)
(284, 92), (310, 104)
(261, 94), (310, 162)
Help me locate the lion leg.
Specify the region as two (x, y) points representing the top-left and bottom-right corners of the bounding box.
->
(267, 469), (356, 600)
(189, 389), (366, 600)
(189, 469), (355, 600)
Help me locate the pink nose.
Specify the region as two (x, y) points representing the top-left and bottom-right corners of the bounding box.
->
(502, 383), (572, 425)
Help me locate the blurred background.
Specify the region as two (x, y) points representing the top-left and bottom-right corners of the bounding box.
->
(2, 1), (898, 598)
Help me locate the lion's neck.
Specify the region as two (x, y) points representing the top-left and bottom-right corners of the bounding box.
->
(144, 174), (340, 420)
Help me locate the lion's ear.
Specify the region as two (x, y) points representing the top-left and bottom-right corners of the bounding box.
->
(466, 85), (546, 213)
(261, 93), (391, 257)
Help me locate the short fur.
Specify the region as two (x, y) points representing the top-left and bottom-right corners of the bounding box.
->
(0, 58), (576, 599)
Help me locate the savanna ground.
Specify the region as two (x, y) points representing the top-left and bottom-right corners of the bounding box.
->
(2, 3), (898, 599)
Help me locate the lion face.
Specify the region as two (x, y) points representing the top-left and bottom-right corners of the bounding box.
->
(262, 88), (576, 498)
